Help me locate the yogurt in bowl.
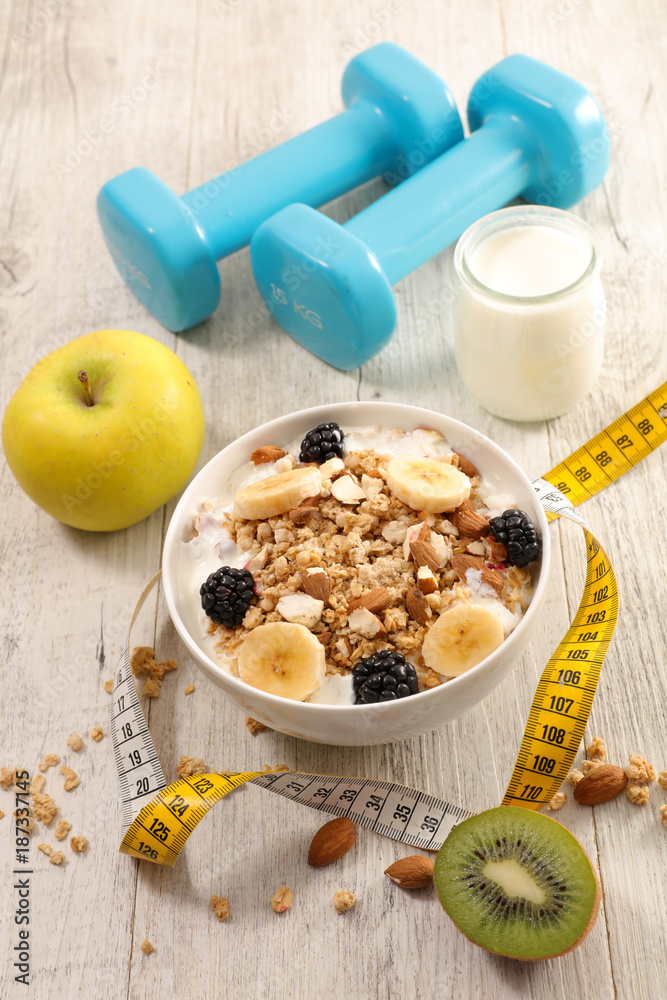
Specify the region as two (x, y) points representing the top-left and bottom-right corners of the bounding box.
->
(162, 402), (550, 746)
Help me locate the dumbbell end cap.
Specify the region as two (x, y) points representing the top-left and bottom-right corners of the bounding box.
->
(97, 167), (220, 331)
(251, 205), (396, 371)
(468, 54), (609, 209)
(343, 42), (464, 185)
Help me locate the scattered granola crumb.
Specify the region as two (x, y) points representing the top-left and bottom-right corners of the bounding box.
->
(32, 792), (58, 824)
(39, 754), (60, 772)
(547, 792), (567, 811)
(260, 763), (290, 773)
(245, 716), (266, 735)
(184, 684), (195, 696)
(176, 756), (207, 778)
(271, 887), (292, 913)
(54, 820), (72, 840)
(29, 774), (45, 795)
(0, 809), (4, 819)
(70, 835), (88, 853)
(131, 648), (179, 700)
(140, 939), (154, 955)
(59, 765), (80, 791)
(581, 759), (601, 776)
(143, 677), (162, 698)
(565, 769), (584, 786)
(49, 851), (65, 866)
(66, 734), (83, 751)
(658, 771), (667, 790)
(211, 895), (230, 921)
(90, 727), (103, 742)
(586, 735), (607, 762)
(0, 766), (15, 790)
(333, 889), (356, 914)
(660, 804), (667, 827)
(103, 678), (114, 694)
(131, 647), (156, 674)
(38, 843), (52, 856)
(625, 754), (657, 784)
(626, 784), (650, 806)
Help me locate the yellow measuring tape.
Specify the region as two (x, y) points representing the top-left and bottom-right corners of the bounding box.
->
(112, 383), (667, 865)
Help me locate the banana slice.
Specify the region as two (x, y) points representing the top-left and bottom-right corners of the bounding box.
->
(385, 456), (470, 513)
(237, 622), (326, 701)
(234, 466), (321, 519)
(422, 604), (503, 677)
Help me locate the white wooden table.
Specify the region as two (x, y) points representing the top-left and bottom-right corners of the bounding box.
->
(1, 2), (666, 998)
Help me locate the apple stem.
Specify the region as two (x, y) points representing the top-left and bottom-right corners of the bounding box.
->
(78, 370), (94, 406)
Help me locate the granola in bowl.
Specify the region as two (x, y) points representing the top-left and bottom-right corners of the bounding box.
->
(182, 423), (540, 707)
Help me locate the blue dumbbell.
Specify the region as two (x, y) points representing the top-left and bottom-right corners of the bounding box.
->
(250, 55), (610, 370)
(97, 43), (464, 332)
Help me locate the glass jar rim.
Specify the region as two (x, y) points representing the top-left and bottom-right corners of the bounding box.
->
(454, 205), (602, 306)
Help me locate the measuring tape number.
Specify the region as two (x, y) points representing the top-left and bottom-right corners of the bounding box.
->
(111, 382), (667, 866)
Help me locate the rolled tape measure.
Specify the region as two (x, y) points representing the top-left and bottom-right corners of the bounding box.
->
(111, 383), (667, 866)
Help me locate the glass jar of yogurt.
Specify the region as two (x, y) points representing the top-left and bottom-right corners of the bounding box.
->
(453, 206), (605, 422)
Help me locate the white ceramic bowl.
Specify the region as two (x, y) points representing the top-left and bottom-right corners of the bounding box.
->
(162, 401), (550, 746)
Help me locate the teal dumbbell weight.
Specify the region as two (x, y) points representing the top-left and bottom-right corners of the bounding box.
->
(97, 43), (464, 332)
(250, 55), (610, 370)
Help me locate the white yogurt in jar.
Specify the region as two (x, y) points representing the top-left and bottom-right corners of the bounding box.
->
(453, 206), (605, 422)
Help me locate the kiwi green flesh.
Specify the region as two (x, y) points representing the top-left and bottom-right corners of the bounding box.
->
(434, 807), (599, 960)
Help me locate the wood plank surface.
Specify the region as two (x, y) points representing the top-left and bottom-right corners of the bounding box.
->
(1, 2), (665, 999)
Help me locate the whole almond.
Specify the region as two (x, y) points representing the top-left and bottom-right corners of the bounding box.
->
(451, 554), (503, 596)
(573, 764), (628, 805)
(406, 586), (431, 625)
(410, 539), (441, 572)
(347, 587), (391, 614)
(453, 452), (479, 479)
(451, 500), (489, 539)
(251, 446), (287, 465)
(384, 855), (435, 889)
(301, 568), (330, 605)
(308, 817), (356, 866)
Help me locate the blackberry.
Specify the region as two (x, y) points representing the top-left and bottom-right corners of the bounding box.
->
(299, 422), (345, 464)
(352, 649), (419, 705)
(488, 509), (541, 568)
(200, 566), (256, 627)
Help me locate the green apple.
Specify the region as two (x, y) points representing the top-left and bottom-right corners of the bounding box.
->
(2, 329), (205, 531)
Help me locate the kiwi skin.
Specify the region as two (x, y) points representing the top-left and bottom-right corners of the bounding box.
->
(435, 809), (601, 961)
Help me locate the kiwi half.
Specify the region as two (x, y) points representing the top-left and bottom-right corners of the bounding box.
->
(434, 807), (600, 960)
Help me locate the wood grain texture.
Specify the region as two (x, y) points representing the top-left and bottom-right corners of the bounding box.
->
(1, 1), (666, 998)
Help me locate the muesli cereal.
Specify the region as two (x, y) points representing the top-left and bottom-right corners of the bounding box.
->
(54, 820), (72, 840)
(182, 423), (541, 706)
(176, 756), (207, 778)
(39, 754), (60, 772)
(60, 766), (80, 791)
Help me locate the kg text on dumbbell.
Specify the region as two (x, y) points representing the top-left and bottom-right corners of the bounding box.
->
(97, 43), (463, 332)
(250, 55), (609, 370)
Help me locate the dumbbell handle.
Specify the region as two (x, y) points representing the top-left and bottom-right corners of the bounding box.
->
(346, 120), (536, 285)
(182, 104), (397, 261)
